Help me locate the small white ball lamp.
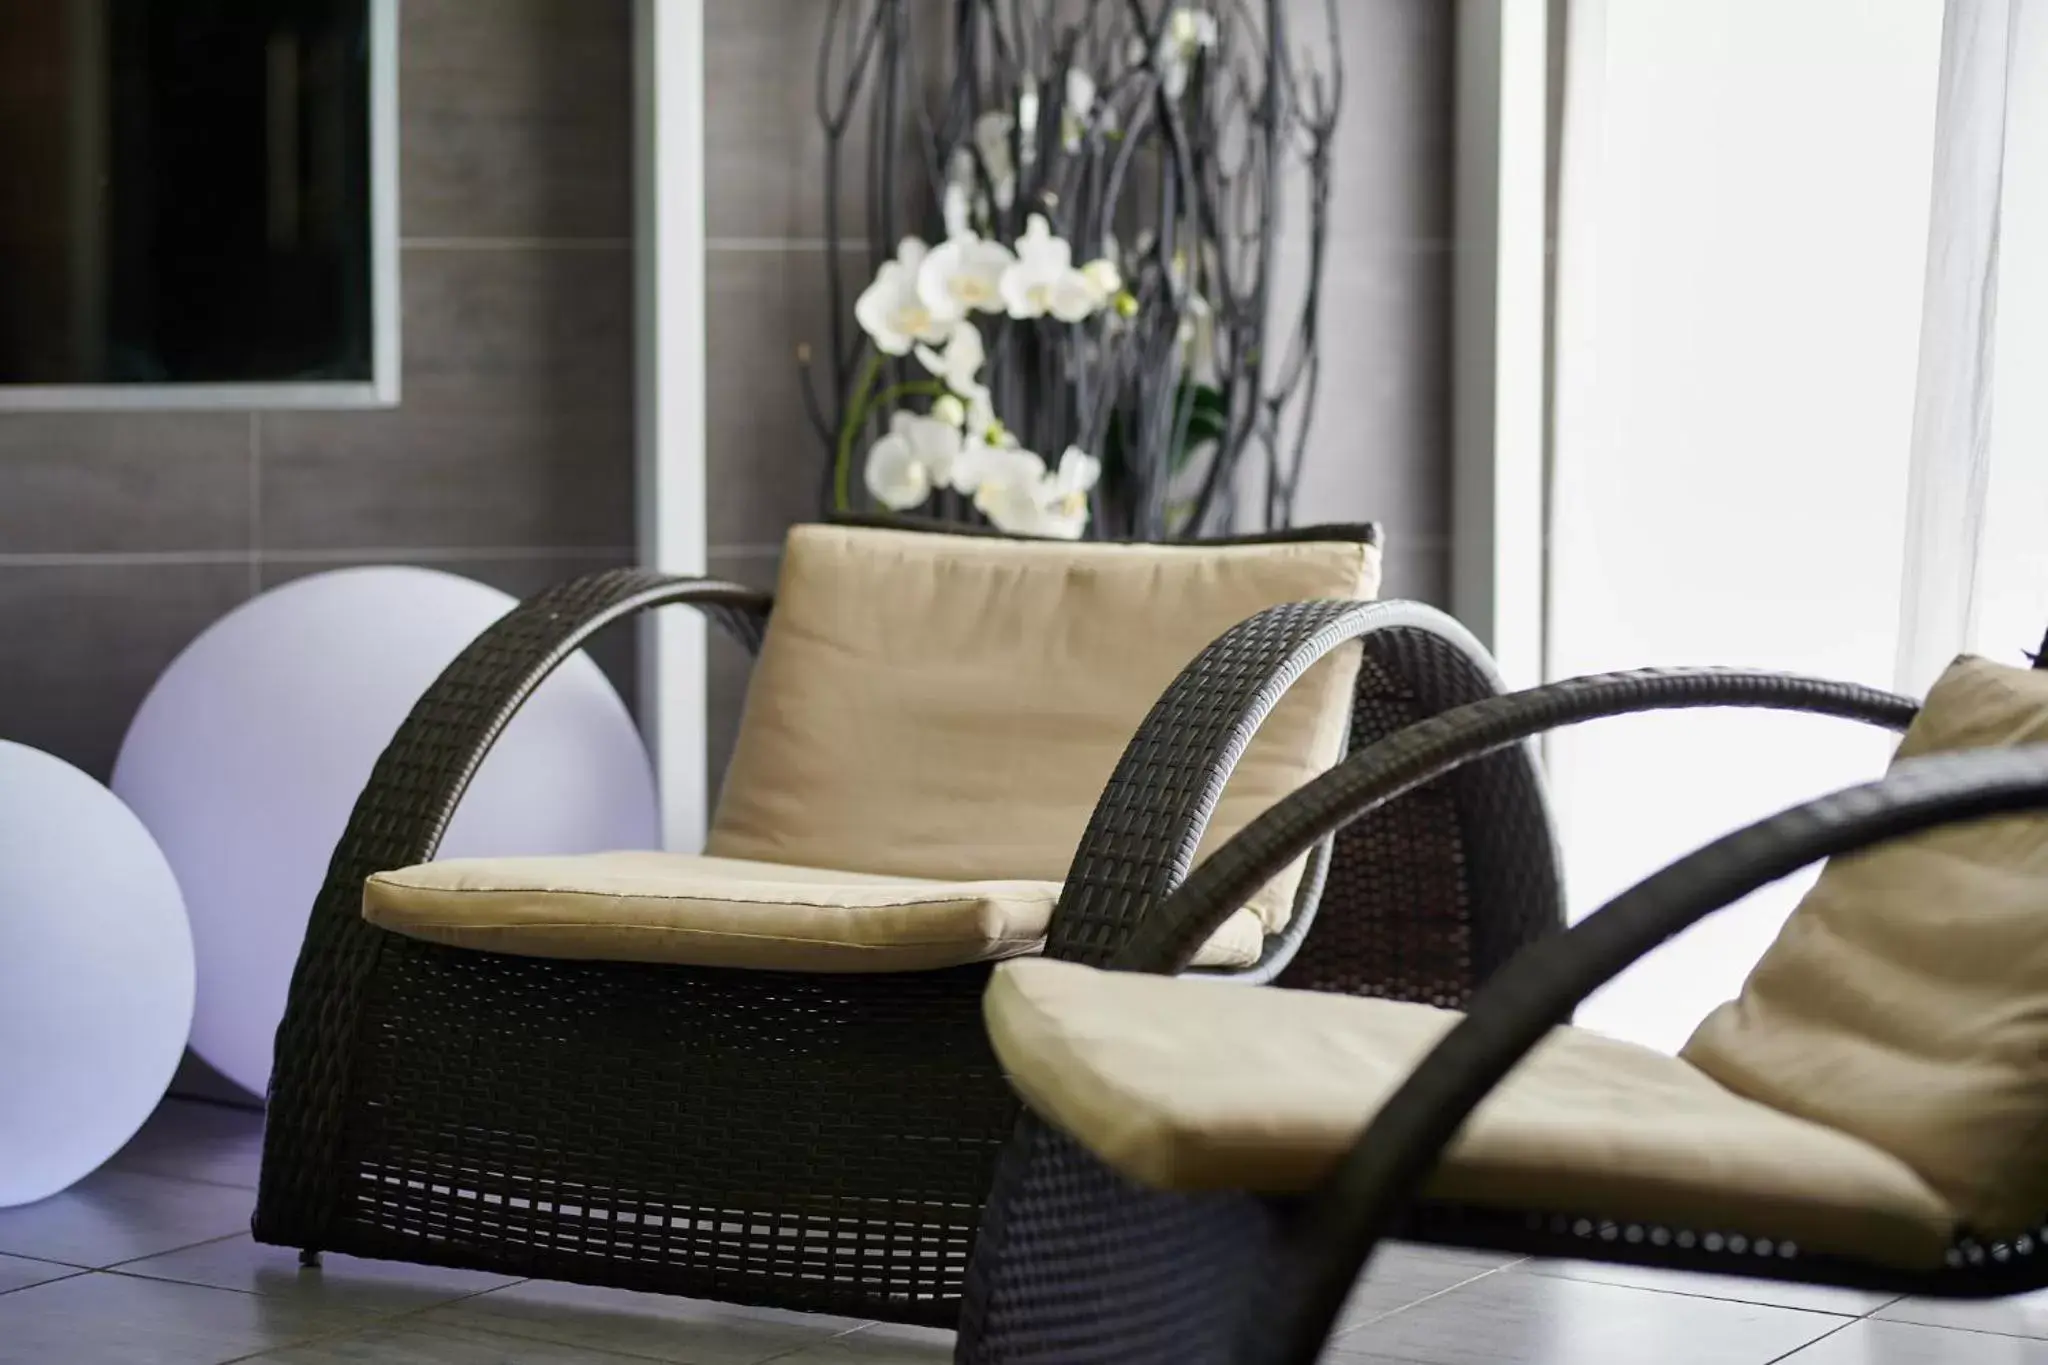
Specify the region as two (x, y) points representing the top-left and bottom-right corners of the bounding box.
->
(112, 566), (659, 1099)
(0, 741), (195, 1206)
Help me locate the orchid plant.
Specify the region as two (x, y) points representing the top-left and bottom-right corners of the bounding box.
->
(807, 0), (1341, 542)
(838, 215), (1124, 538)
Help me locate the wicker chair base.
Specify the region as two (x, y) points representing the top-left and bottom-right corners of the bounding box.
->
(277, 939), (1014, 1325)
(957, 1115), (2048, 1365)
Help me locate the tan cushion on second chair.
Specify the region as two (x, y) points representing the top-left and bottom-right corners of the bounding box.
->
(986, 958), (1957, 1268)
(1683, 655), (2048, 1238)
(365, 852), (1265, 973)
(706, 524), (1380, 936)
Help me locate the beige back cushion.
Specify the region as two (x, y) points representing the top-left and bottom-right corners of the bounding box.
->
(1683, 655), (2048, 1237)
(707, 525), (1380, 933)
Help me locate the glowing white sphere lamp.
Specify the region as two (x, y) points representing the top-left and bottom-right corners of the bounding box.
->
(0, 741), (195, 1206)
(112, 566), (658, 1099)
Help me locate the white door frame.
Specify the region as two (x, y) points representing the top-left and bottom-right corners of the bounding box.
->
(1451, 0), (1552, 693)
(633, 0), (710, 851)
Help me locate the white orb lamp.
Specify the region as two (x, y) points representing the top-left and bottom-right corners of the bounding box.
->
(0, 741), (195, 1207)
(112, 567), (658, 1098)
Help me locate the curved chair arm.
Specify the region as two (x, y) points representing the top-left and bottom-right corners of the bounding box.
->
(1114, 668), (1917, 974)
(1045, 600), (1509, 966)
(257, 569), (772, 1244)
(1262, 743), (2048, 1365)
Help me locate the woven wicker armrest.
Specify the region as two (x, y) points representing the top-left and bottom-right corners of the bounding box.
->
(1259, 743), (2048, 1363)
(256, 569), (770, 1241)
(1114, 668), (1917, 975)
(1046, 600), (1511, 967)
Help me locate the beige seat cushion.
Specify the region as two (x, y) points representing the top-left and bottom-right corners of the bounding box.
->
(365, 852), (1265, 973)
(986, 958), (1957, 1268)
(1684, 655), (2048, 1238)
(707, 524), (1380, 936)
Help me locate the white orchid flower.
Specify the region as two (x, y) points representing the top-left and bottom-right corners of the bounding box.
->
(1001, 215), (1102, 322)
(953, 403), (1018, 488)
(864, 409), (963, 510)
(968, 446), (1052, 533)
(963, 390), (1002, 449)
(1079, 257), (1123, 302)
(1179, 290), (1217, 382)
(973, 111), (1017, 210)
(942, 178), (973, 241)
(964, 443), (1100, 539)
(918, 234), (1016, 318)
(1034, 446), (1102, 539)
(931, 393), (967, 427)
(1156, 7), (1219, 99)
(1017, 79), (1041, 169)
(854, 238), (957, 355)
(1061, 69), (1097, 149)
(913, 318), (989, 401)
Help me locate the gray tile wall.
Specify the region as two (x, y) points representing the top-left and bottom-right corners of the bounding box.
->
(0, 1), (636, 1104)
(700, 0), (1456, 782)
(0, 0), (638, 783)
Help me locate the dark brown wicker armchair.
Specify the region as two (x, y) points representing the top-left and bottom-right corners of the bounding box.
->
(955, 660), (2048, 1365)
(251, 521), (1556, 1326)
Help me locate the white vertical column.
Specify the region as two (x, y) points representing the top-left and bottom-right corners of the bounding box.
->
(634, 0), (710, 852)
(1452, 0), (1550, 693)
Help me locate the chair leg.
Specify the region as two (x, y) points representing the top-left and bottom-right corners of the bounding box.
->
(298, 1249), (322, 1269)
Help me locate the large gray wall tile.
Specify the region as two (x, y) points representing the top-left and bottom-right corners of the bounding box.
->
(400, 0), (632, 239)
(0, 562), (249, 779)
(260, 248), (634, 552)
(0, 416), (251, 555)
(1376, 545), (1450, 608)
(705, 0), (946, 241)
(1271, 242), (1451, 542)
(1316, 0), (1455, 245)
(707, 249), (861, 549)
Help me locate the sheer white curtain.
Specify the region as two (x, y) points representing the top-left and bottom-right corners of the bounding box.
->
(1545, 0), (2045, 1051)
(1897, 0), (2048, 691)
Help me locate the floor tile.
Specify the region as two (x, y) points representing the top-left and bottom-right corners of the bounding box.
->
(767, 1320), (954, 1361)
(1390, 1242), (1525, 1273)
(1332, 1266), (1849, 1365)
(1781, 1317), (2048, 1362)
(1878, 1287), (2048, 1341)
(116, 1233), (520, 1317)
(249, 1317), (671, 1363)
(0, 1270), (373, 1365)
(0, 1253), (80, 1296)
(108, 1099), (267, 1190)
(1517, 1258), (1897, 1316)
(0, 1169), (253, 1268)
(417, 1278), (865, 1364)
(1335, 1244), (1516, 1330)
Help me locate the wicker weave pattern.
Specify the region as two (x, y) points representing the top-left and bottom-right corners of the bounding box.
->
(1048, 601), (1547, 981)
(958, 1117), (1278, 1365)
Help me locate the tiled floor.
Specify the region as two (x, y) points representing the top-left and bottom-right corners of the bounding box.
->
(6, 1102), (2048, 1364)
